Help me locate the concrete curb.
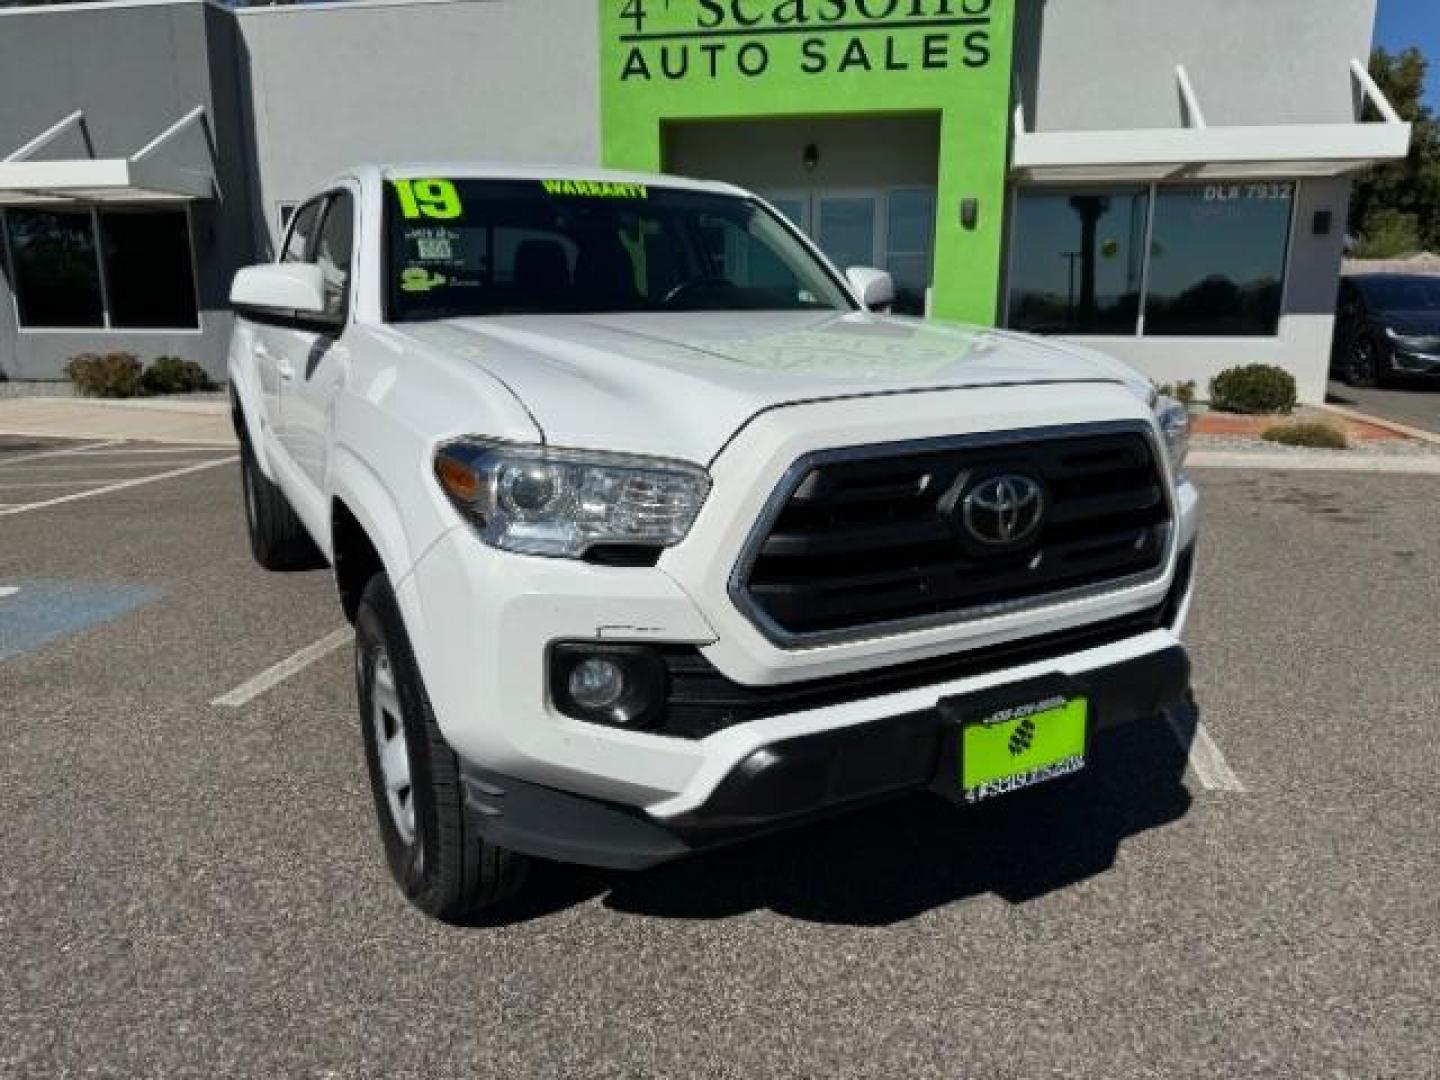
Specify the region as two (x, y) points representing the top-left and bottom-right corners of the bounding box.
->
(72, 397), (229, 416)
(0, 398), (236, 446)
(1317, 402), (1440, 446)
(1190, 450), (1440, 474)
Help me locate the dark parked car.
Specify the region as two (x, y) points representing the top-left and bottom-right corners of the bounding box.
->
(1332, 273), (1440, 387)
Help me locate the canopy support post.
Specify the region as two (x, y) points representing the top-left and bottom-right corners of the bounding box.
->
(4, 110), (94, 163)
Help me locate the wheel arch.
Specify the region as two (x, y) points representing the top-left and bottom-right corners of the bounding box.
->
(329, 446), (420, 627)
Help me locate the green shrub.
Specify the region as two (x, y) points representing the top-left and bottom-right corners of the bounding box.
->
(1155, 380), (1198, 409)
(1352, 209), (1422, 259)
(1262, 422), (1348, 449)
(140, 356), (217, 396)
(65, 352), (143, 398)
(1209, 364), (1297, 415)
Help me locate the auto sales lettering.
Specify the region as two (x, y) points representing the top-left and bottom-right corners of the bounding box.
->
(615, 0), (994, 82)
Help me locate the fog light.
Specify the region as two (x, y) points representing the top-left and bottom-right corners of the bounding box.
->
(568, 658), (626, 710)
(550, 644), (667, 730)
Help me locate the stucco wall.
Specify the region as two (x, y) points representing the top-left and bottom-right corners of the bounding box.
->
(0, 0), (1381, 397)
(234, 0), (600, 255)
(1015, 0), (1378, 131)
(665, 115), (941, 191)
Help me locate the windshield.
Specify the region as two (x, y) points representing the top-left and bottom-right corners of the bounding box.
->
(1357, 276), (1440, 313)
(384, 177), (854, 321)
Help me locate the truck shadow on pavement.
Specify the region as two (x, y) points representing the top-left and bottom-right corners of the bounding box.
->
(498, 704), (1199, 928)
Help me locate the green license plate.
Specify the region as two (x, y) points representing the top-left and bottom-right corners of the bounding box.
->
(959, 695), (1088, 804)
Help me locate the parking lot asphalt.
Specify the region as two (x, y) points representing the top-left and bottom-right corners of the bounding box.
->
(1, 436), (1437, 1079)
(1328, 378), (1440, 436)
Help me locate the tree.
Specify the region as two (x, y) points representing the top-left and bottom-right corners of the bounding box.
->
(1350, 47), (1440, 256)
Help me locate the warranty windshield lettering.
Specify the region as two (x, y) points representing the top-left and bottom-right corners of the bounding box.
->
(615, 0), (993, 81)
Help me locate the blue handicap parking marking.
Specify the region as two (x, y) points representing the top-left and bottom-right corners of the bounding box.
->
(0, 578), (162, 662)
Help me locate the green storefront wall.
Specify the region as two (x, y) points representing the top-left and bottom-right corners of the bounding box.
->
(598, 0), (1015, 325)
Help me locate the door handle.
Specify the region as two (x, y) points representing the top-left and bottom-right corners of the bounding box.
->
(276, 357), (295, 382)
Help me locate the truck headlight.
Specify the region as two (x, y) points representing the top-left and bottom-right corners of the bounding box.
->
(433, 439), (710, 558)
(1152, 396), (1191, 477)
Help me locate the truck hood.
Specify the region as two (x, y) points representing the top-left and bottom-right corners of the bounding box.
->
(393, 311), (1147, 463)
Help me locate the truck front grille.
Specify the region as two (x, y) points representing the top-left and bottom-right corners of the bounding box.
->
(731, 424), (1173, 644)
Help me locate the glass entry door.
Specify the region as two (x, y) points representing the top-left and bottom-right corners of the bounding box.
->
(760, 188), (934, 316)
(816, 194), (878, 273)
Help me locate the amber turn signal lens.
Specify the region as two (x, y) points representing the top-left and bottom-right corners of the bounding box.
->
(434, 453), (481, 504)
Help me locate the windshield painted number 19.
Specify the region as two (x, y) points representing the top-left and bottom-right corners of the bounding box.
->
(394, 178), (462, 220)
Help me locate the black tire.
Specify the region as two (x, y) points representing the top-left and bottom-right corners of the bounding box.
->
(355, 573), (529, 921)
(1344, 335), (1382, 389)
(239, 439), (325, 571)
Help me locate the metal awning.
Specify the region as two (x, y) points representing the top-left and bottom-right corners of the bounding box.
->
(0, 107), (218, 206)
(1012, 60), (1413, 182)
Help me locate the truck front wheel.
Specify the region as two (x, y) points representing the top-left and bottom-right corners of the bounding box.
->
(354, 573), (529, 921)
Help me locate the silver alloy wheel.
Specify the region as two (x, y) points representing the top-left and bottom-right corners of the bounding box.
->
(371, 650), (416, 845)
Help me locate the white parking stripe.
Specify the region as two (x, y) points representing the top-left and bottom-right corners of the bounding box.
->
(67, 446), (230, 456)
(0, 586), (18, 600)
(211, 627), (352, 708)
(0, 439), (123, 465)
(0, 456), (237, 517)
(0, 480), (147, 489)
(1165, 713), (1246, 792)
(0, 460), (225, 472)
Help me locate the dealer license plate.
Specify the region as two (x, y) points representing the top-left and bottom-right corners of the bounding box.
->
(958, 693), (1088, 804)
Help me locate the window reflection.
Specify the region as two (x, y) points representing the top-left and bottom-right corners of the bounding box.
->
(1006, 189), (1148, 334)
(1006, 181), (1296, 338)
(5, 209), (104, 328)
(817, 197), (876, 275)
(1145, 184), (1293, 336)
(100, 209), (199, 329)
(886, 189), (934, 316)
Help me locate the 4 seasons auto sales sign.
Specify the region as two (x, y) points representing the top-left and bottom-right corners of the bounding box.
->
(598, 0), (1015, 325)
(610, 0), (998, 82)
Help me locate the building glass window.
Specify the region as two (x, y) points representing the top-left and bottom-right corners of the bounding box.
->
(1144, 183), (1294, 336)
(886, 189), (935, 316)
(3, 207), (200, 330)
(5, 209), (104, 328)
(816, 196), (877, 277)
(98, 209), (199, 329)
(1006, 188), (1148, 335)
(1005, 181), (1296, 338)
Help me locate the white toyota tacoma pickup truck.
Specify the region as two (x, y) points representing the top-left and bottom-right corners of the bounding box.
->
(228, 164), (1196, 921)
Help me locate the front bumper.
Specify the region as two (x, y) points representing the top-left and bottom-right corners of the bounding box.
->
(406, 386), (1199, 813)
(459, 644), (1190, 870)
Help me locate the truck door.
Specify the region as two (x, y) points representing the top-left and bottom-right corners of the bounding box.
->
(273, 190), (354, 509)
(255, 196), (325, 462)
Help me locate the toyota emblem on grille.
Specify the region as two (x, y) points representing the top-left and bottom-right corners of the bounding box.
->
(960, 474), (1045, 546)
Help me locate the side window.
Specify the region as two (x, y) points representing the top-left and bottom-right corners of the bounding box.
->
(314, 192), (355, 320)
(281, 198), (324, 263)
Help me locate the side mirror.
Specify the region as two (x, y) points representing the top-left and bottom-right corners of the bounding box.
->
(231, 263), (327, 317)
(846, 266), (896, 312)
